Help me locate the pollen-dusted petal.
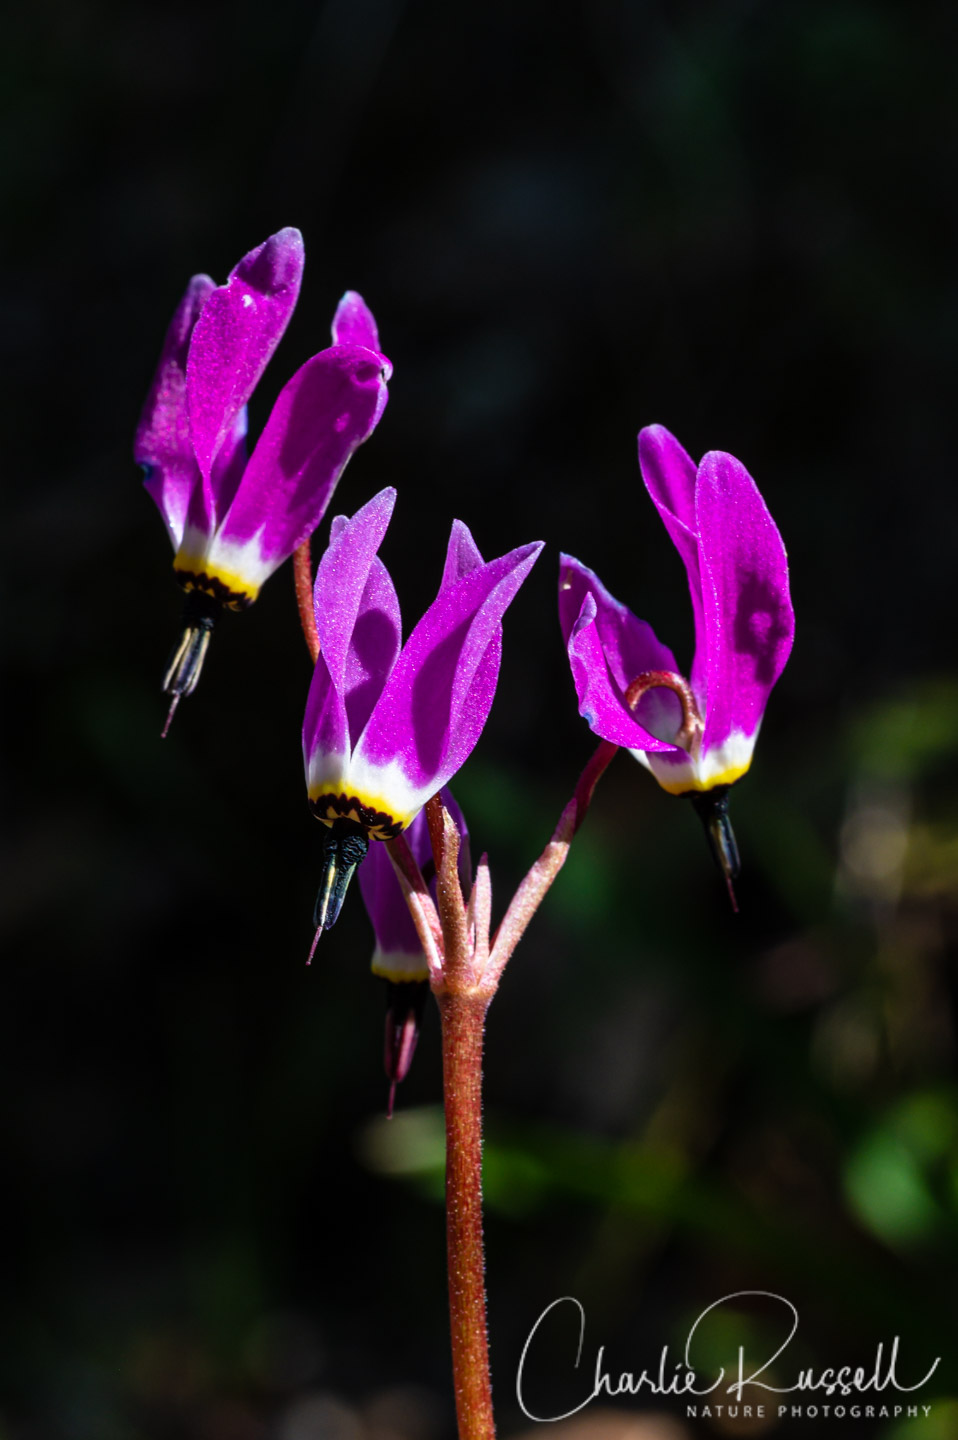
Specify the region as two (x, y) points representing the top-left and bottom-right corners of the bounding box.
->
(437, 544), (543, 774)
(135, 273), (214, 549)
(695, 450), (795, 758)
(563, 592), (680, 752)
(312, 488), (398, 697)
(301, 494), (402, 811)
(638, 424), (698, 531)
(302, 648), (350, 786)
(343, 555), (402, 740)
(638, 425), (708, 702)
(207, 405), (249, 517)
(214, 344), (392, 578)
(440, 519), (485, 590)
(437, 521), (502, 695)
(331, 290), (384, 359)
(354, 539), (543, 801)
(559, 555), (682, 751)
(186, 227), (304, 500)
(558, 555), (679, 694)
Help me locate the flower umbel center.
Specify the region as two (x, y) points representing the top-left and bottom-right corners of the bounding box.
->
(624, 670), (703, 752)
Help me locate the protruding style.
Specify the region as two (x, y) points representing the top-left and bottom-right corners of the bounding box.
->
(135, 230), (391, 731)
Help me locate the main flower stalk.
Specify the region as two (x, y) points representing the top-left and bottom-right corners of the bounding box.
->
(438, 986), (495, 1440)
(294, 531), (614, 1439)
(381, 753), (615, 1438)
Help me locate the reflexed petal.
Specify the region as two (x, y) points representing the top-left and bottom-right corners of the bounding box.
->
(638, 424), (697, 531)
(440, 519), (485, 590)
(437, 521), (503, 694)
(638, 425), (708, 701)
(695, 451), (795, 755)
(302, 649), (350, 783)
(186, 227), (304, 504)
(558, 555), (682, 750)
(436, 546), (542, 781)
(135, 273), (214, 549)
(558, 555), (679, 694)
(343, 556), (402, 740)
(215, 344), (391, 577)
(208, 405), (249, 516)
(311, 488), (398, 697)
(355, 539), (544, 799)
(332, 290), (383, 357)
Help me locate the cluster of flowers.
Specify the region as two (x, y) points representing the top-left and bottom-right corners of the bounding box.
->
(136, 229), (794, 1098)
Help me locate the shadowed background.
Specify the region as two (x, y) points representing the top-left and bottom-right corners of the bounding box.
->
(2, 2), (958, 1437)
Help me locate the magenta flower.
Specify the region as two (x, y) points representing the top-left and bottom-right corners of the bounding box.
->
(560, 425), (794, 891)
(358, 790), (469, 1111)
(134, 227), (391, 728)
(303, 487), (542, 929)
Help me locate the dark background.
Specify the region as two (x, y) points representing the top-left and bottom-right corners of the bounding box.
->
(3, 2), (957, 1437)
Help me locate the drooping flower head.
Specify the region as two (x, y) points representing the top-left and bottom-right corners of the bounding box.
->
(134, 228), (391, 730)
(560, 425), (794, 895)
(358, 790), (469, 1111)
(303, 486), (542, 932)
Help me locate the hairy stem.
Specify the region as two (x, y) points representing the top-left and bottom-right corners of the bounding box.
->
(428, 795), (472, 987)
(571, 738), (618, 832)
(438, 989), (495, 1440)
(424, 796), (496, 1437)
(399, 745), (618, 1439)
